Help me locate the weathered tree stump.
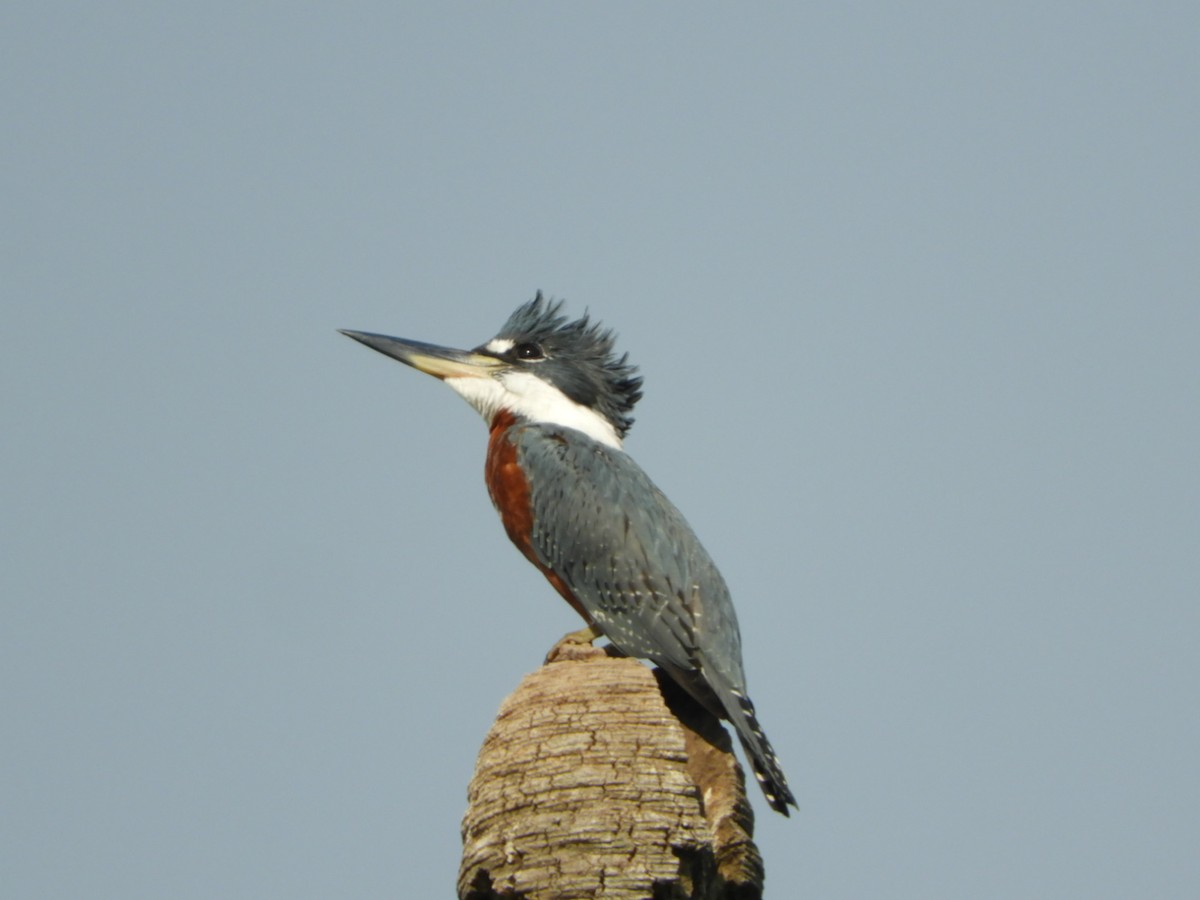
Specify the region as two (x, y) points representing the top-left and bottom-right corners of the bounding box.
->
(459, 643), (764, 899)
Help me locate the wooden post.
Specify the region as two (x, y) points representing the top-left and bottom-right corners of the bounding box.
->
(458, 643), (765, 899)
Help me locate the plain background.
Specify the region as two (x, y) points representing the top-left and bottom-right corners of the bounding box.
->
(4, 4), (1197, 897)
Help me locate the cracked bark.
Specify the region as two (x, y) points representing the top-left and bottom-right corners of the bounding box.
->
(458, 644), (764, 899)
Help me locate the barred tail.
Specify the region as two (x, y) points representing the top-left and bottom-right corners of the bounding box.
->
(724, 686), (797, 815)
(662, 663), (798, 815)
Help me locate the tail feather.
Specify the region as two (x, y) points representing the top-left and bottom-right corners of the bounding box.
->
(725, 686), (797, 815)
(661, 661), (798, 815)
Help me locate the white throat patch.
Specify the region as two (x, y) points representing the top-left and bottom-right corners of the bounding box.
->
(445, 371), (623, 449)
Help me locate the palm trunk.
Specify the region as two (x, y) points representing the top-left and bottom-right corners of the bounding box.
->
(458, 644), (764, 899)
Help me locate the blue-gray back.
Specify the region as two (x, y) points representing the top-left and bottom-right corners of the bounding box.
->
(512, 423), (747, 691)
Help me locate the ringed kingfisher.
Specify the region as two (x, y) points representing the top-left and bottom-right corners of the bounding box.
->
(340, 293), (797, 815)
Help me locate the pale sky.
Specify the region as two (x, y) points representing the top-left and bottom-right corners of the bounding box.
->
(4, 4), (1198, 897)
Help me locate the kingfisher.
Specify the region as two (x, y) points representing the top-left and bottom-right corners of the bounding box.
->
(340, 293), (797, 815)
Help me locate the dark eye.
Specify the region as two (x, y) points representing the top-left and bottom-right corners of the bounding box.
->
(514, 342), (545, 360)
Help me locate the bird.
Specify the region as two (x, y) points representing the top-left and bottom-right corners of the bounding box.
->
(340, 293), (797, 815)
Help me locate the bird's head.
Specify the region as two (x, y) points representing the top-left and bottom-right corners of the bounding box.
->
(341, 293), (643, 448)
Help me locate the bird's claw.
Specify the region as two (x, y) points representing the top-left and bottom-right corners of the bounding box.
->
(544, 623), (606, 664)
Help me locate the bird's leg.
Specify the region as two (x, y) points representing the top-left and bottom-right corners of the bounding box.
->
(544, 623), (606, 664)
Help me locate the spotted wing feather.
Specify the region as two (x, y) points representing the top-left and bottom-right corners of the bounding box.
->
(513, 424), (742, 678)
(511, 424), (797, 814)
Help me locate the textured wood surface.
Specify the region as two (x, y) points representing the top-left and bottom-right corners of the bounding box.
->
(459, 646), (763, 899)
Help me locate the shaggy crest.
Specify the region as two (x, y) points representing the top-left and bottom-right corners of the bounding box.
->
(490, 292), (644, 437)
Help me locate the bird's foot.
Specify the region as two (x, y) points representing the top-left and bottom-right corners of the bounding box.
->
(544, 623), (607, 664)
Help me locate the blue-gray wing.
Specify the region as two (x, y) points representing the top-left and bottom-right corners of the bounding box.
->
(512, 424), (746, 691)
(513, 423), (798, 815)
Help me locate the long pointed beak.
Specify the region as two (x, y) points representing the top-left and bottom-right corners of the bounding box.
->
(338, 330), (504, 379)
